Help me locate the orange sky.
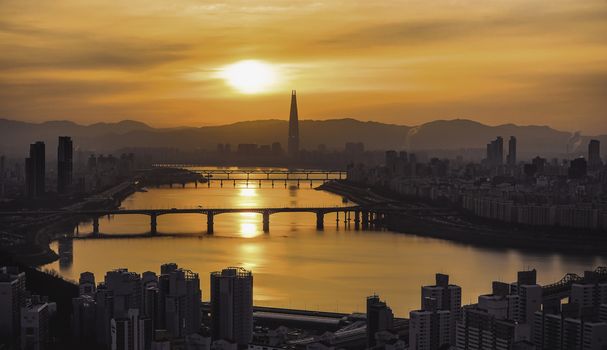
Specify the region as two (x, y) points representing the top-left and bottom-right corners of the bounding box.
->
(1, 0), (606, 133)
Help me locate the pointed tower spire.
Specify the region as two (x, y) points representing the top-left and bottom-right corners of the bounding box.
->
(288, 90), (299, 157)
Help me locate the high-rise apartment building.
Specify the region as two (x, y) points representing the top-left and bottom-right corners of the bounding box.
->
(588, 139), (602, 170)
(507, 136), (517, 166)
(210, 267), (253, 348)
(456, 282), (527, 350)
(486, 137), (504, 167)
(57, 136), (73, 194)
(25, 141), (45, 198)
(366, 295), (394, 348)
(421, 273), (462, 340)
(161, 264), (201, 338)
(0, 266), (27, 342)
(410, 297), (452, 350)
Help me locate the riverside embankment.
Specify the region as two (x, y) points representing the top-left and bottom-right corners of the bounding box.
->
(318, 180), (607, 254)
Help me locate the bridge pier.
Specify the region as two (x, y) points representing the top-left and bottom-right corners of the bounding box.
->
(92, 217), (99, 234)
(220, 180), (223, 187)
(316, 212), (324, 230)
(362, 211), (369, 229)
(259, 180), (262, 188)
(354, 211), (360, 230)
(335, 211), (339, 226)
(194, 181), (198, 188)
(207, 212), (214, 234)
(263, 211), (270, 233)
(150, 213), (157, 234)
(272, 180), (274, 188)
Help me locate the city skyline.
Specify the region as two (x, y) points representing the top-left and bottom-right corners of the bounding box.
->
(2, 1), (607, 349)
(1, 1), (607, 133)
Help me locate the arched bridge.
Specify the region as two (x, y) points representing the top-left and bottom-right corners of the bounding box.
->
(542, 266), (607, 304)
(1, 205), (425, 234)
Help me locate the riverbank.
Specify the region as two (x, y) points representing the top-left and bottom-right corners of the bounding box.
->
(319, 180), (607, 254)
(0, 180), (138, 266)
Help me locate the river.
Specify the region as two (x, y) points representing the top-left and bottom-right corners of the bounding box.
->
(44, 170), (606, 316)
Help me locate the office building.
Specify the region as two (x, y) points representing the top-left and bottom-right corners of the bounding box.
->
(25, 141), (45, 198)
(288, 90), (300, 157)
(210, 267), (253, 348)
(57, 136), (73, 194)
(366, 295), (394, 348)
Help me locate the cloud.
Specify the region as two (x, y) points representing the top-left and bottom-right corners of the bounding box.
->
(320, 4), (607, 48)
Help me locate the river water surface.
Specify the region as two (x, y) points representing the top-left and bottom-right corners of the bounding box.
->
(44, 172), (606, 316)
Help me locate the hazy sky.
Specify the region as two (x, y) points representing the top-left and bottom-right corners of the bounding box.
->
(1, 0), (606, 133)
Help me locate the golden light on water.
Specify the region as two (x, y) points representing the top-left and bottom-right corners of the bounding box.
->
(239, 222), (258, 238)
(239, 188), (258, 197)
(217, 60), (279, 94)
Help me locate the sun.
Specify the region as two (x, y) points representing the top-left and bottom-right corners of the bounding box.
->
(218, 60), (279, 94)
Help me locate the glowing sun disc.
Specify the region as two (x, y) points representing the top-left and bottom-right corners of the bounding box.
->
(219, 60), (278, 94)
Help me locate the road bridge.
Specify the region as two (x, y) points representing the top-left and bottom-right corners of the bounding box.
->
(0, 205), (450, 235)
(1, 205), (380, 234)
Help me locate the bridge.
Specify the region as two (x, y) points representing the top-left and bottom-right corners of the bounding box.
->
(151, 166), (347, 187)
(0, 205), (409, 234)
(541, 266), (607, 309)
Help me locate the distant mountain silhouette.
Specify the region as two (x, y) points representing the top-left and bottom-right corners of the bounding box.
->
(0, 118), (604, 159)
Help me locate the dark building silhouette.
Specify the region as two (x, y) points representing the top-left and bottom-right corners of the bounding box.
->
(507, 136), (517, 166)
(57, 136), (73, 194)
(345, 142), (364, 154)
(486, 137), (504, 167)
(288, 90), (299, 157)
(532, 156), (546, 174)
(25, 141), (45, 198)
(568, 157), (587, 179)
(210, 267), (253, 348)
(588, 139), (602, 170)
(366, 295), (394, 348)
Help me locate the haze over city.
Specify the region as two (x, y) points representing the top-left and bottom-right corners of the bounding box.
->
(1, 0), (607, 133)
(2, 1), (607, 350)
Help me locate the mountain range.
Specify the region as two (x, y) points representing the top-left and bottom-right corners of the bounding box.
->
(0, 118), (604, 160)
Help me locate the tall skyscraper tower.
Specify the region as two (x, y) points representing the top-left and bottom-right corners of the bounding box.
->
(210, 267), (253, 348)
(588, 139), (602, 170)
(25, 141), (45, 198)
(288, 90), (299, 157)
(57, 136), (73, 194)
(507, 136), (517, 166)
